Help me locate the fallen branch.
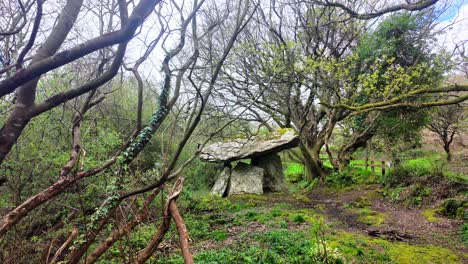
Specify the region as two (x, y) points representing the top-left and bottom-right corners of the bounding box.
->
(169, 200), (193, 264)
(49, 226), (79, 264)
(133, 177), (185, 264)
(367, 229), (413, 242)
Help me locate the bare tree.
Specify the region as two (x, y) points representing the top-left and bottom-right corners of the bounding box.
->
(428, 102), (466, 161)
(214, 0), (467, 179)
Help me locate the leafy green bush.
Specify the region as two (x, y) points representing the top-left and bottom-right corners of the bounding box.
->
(326, 167), (361, 187)
(442, 199), (466, 219)
(292, 214), (306, 224)
(382, 164), (431, 187)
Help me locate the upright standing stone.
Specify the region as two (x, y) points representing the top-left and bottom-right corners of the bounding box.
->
(211, 166), (231, 196)
(252, 153), (286, 192)
(228, 162), (264, 195)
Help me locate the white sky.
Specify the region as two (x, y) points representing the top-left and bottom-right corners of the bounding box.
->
(435, 0), (468, 53)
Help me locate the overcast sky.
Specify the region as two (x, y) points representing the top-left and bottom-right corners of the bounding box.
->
(436, 0), (468, 52)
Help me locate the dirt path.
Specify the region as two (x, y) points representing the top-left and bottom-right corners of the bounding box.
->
(307, 185), (466, 252)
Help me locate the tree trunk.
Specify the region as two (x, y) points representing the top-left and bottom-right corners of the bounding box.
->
(0, 0), (84, 164)
(336, 130), (375, 170)
(299, 142), (325, 180)
(443, 143), (451, 161)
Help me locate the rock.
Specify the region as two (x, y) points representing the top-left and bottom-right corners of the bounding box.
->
(228, 162), (264, 195)
(200, 129), (299, 162)
(252, 153), (286, 192)
(211, 166), (231, 197)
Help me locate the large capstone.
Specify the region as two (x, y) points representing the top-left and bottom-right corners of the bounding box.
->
(252, 153), (286, 192)
(200, 129), (299, 162)
(211, 166), (231, 197)
(228, 162), (264, 195)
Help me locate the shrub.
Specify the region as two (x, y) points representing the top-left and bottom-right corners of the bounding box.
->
(382, 165), (431, 187)
(326, 167), (359, 187)
(442, 199), (466, 219)
(292, 214), (306, 224)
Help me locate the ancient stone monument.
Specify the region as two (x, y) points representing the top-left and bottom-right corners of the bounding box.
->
(200, 129), (300, 196)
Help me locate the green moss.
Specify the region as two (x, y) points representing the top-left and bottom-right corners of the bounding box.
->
(194, 195), (257, 212)
(293, 194), (311, 203)
(329, 231), (461, 264)
(276, 127), (293, 135)
(422, 208), (442, 222)
(228, 193), (267, 201)
(314, 204), (326, 212)
(346, 196), (372, 208)
(388, 244), (460, 264)
(357, 208), (389, 226)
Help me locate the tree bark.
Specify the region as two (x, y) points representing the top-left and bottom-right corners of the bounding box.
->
(85, 188), (162, 264)
(443, 142), (452, 161)
(169, 201), (193, 264)
(299, 142), (325, 180)
(0, 0), (83, 164)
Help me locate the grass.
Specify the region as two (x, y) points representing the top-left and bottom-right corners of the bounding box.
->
(127, 154), (466, 263)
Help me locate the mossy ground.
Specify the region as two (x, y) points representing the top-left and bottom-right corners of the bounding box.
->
(422, 208), (443, 222)
(111, 185), (467, 264)
(97, 156), (467, 263)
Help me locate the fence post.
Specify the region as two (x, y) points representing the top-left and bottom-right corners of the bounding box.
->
(381, 160), (385, 176)
(365, 157), (369, 172)
(371, 160), (375, 174)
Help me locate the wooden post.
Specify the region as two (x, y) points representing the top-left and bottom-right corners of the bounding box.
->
(371, 160), (375, 174)
(381, 160), (386, 176)
(365, 157), (369, 172)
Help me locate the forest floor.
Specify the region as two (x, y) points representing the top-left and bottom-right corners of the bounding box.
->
(149, 181), (467, 264)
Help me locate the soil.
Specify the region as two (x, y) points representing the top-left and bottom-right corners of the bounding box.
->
(307, 184), (467, 253)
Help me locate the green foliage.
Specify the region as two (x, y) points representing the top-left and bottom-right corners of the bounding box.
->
(325, 166), (374, 187)
(460, 223), (468, 246)
(284, 162), (305, 183)
(382, 164), (431, 187)
(441, 199), (466, 219)
(310, 219), (346, 264)
(326, 168), (358, 187)
(289, 179), (318, 193)
(212, 230), (229, 241)
(184, 161), (220, 192)
(291, 214), (306, 224)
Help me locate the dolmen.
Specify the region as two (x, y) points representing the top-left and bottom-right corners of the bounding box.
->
(200, 129), (300, 196)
